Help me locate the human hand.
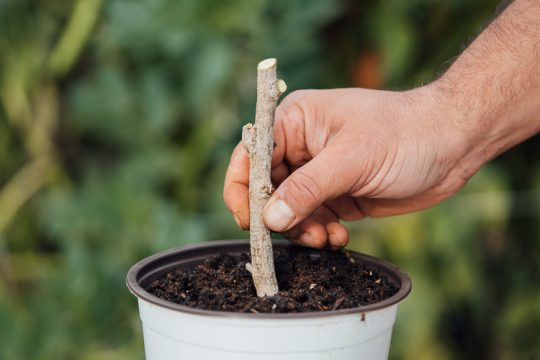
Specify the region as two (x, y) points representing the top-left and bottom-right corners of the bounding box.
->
(224, 86), (478, 249)
(226, 0), (540, 250)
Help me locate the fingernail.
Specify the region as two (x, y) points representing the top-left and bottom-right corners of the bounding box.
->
(264, 198), (295, 231)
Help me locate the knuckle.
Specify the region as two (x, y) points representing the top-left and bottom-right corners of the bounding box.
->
(276, 98), (303, 127)
(277, 90), (314, 123)
(285, 170), (323, 210)
(283, 89), (310, 105)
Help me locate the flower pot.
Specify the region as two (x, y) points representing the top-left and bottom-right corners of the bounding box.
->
(126, 239), (411, 360)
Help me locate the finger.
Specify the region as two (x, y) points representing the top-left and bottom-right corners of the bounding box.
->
(285, 217), (328, 249)
(311, 205), (349, 249)
(263, 146), (349, 232)
(282, 206), (335, 248)
(271, 162), (289, 187)
(324, 196), (365, 221)
(283, 205), (348, 249)
(223, 143), (250, 229)
(326, 222), (349, 249)
(275, 92), (314, 167)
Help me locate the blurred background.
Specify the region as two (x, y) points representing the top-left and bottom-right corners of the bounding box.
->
(1, 0), (539, 359)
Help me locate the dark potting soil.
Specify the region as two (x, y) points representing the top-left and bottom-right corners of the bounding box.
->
(145, 247), (399, 313)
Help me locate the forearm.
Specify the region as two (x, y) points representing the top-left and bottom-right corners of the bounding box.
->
(433, 0), (540, 173)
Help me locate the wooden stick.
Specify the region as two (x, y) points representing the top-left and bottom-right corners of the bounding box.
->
(242, 58), (286, 297)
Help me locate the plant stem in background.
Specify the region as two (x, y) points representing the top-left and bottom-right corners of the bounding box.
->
(242, 58), (287, 297)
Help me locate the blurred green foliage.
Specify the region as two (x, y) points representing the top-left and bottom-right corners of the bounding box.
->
(0, 0), (538, 359)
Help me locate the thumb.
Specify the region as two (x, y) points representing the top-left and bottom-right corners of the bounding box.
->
(263, 147), (346, 232)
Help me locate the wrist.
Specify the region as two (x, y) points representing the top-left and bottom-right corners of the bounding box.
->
(432, 71), (540, 169)
(407, 82), (489, 184)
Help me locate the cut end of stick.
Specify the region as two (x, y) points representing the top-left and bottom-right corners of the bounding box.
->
(258, 58), (277, 70)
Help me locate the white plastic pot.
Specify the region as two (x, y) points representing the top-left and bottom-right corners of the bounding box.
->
(127, 240), (411, 360)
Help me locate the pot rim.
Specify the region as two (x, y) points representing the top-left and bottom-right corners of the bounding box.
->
(126, 239), (412, 319)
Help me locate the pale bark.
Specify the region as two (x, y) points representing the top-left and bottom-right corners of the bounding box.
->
(242, 58), (286, 297)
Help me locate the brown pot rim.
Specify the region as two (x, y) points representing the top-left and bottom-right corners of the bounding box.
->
(126, 239), (412, 319)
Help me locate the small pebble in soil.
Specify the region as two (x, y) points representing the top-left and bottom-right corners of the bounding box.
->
(145, 247), (399, 313)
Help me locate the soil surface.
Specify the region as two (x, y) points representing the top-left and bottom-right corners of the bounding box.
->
(146, 247), (399, 313)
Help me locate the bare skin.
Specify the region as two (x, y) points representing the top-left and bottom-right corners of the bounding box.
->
(224, 0), (540, 249)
